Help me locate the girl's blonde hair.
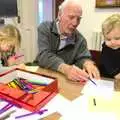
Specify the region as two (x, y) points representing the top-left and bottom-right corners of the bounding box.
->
(0, 24), (21, 51)
(102, 14), (120, 37)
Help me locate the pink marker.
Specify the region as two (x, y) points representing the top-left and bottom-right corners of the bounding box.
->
(14, 55), (24, 59)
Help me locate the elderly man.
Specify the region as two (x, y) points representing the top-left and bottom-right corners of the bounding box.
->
(35, 0), (100, 82)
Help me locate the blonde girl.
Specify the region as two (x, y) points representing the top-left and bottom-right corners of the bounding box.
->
(100, 14), (120, 79)
(0, 24), (22, 66)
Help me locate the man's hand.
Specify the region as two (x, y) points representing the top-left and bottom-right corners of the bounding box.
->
(58, 63), (89, 82)
(83, 60), (100, 79)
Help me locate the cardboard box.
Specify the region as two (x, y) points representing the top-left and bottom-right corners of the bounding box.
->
(0, 68), (58, 112)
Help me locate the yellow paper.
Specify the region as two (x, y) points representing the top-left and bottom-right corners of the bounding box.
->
(88, 92), (120, 120)
(25, 66), (39, 72)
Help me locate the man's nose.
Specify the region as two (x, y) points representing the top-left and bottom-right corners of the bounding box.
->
(72, 18), (79, 27)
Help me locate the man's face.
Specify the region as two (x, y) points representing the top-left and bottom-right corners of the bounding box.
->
(105, 27), (120, 49)
(58, 4), (82, 36)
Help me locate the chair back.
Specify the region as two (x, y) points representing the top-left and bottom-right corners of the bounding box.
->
(90, 50), (101, 68)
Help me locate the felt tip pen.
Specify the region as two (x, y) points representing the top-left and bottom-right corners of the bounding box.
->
(31, 83), (48, 86)
(15, 109), (48, 119)
(93, 98), (96, 106)
(79, 75), (97, 86)
(88, 77), (97, 86)
(73, 65), (97, 86)
(0, 103), (11, 113)
(13, 79), (26, 89)
(9, 81), (18, 88)
(77, 74), (97, 86)
(14, 55), (24, 59)
(0, 103), (14, 114)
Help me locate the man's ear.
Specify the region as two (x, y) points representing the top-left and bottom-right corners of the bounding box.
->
(57, 11), (62, 20)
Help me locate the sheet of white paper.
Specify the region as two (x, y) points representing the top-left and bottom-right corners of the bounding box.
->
(25, 66), (39, 72)
(59, 112), (117, 120)
(81, 79), (114, 97)
(58, 79), (116, 120)
(42, 94), (72, 117)
(4, 94), (71, 120)
(59, 94), (117, 120)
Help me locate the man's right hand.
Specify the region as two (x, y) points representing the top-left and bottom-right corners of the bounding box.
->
(58, 63), (89, 82)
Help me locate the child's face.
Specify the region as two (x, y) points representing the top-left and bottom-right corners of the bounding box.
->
(105, 27), (120, 49)
(0, 43), (13, 52)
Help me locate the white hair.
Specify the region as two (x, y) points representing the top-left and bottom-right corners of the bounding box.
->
(59, 0), (82, 12)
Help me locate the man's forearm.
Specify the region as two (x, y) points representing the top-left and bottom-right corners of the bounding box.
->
(36, 51), (65, 71)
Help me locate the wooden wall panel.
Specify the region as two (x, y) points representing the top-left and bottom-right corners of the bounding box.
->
(55, 0), (64, 18)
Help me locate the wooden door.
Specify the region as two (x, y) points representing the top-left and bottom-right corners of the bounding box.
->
(55, 0), (64, 18)
(17, 0), (38, 62)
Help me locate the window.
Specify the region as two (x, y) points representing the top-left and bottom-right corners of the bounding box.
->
(38, 0), (43, 23)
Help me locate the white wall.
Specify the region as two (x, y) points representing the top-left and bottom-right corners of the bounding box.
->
(4, 0), (120, 61)
(76, 0), (120, 49)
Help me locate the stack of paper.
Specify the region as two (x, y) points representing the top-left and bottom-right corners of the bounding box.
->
(59, 79), (120, 120)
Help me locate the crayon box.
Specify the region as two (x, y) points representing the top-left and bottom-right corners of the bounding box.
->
(0, 68), (58, 112)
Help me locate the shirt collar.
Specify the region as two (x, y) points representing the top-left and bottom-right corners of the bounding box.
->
(56, 21), (75, 45)
(56, 21), (67, 40)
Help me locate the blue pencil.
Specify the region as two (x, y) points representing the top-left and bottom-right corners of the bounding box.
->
(88, 77), (97, 86)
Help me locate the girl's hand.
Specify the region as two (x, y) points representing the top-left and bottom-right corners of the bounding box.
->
(7, 54), (24, 66)
(7, 56), (16, 66)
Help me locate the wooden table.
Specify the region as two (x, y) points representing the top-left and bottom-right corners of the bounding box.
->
(36, 67), (85, 120)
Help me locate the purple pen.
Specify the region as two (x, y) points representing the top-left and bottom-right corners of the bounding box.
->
(20, 79), (34, 90)
(15, 109), (48, 119)
(0, 103), (10, 114)
(0, 103), (14, 114)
